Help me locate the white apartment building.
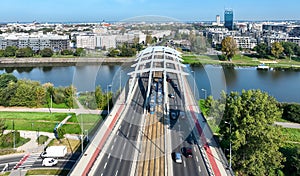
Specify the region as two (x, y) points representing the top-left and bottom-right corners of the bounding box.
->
(76, 35), (97, 49)
(76, 34), (117, 50)
(0, 33), (69, 51)
(234, 36), (257, 49)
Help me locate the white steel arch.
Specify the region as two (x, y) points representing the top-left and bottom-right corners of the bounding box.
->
(127, 46), (188, 112)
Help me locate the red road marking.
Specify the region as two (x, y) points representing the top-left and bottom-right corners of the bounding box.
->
(14, 153), (30, 169)
(183, 80), (221, 176)
(189, 106), (221, 176)
(82, 104), (124, 176)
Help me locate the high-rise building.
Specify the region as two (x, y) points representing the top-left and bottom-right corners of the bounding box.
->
(216, 15), (221, 26)
(224, 9), (234, 30)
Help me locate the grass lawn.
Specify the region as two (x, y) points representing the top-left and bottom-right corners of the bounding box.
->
(1, 112), (102, 134)
(48, 138), (80, 153)
(42, 102), (69, 109)
(26, 169), (70, 175)
(1, 112), (78, 133)
(182, 54), (300, 68)
(0, 172), (10, 176)
(36, 135), (49, 145)
(281, 128), (300, 143)
(75, 114), (104, 131)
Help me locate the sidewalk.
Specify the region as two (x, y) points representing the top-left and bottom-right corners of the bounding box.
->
(275, 121), (300, 129)
(2, 130), (54, 154)
(0, 106), (101, 115)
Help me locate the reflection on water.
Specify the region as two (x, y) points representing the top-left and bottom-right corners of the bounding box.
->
(0, 64), (299, 103)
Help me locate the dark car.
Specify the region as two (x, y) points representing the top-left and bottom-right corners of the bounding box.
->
(168, 93), (175, 98)
(181, 147), (193, 158)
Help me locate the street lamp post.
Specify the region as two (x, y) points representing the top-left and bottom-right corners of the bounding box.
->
(81, 114), (83, 153)
(201, 88), (207, 99)
(85, 129), (89, 142)
(225, 121), (232, 169)
(50, 94), (53, 109)
(119, 70), (123, 91)
(191, 71), (195, 97)
(107, 84), (112, 114)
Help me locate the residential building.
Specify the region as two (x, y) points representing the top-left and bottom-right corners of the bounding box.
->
(0, 33), (69, 51)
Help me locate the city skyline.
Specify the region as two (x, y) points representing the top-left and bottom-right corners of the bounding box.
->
(0, 0), (299, 23)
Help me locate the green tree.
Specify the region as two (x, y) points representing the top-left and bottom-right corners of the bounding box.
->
(108, 48), (120, 57)
(282, 103), (300, 123)
(73, 48), (85, 56)
(119, 43), (136, 57)
(95, 86), (103, 109)
(36, 86), (46, 107)
(280, 144), (300, 175)
(16, 47), (34, 57)
(57, 127), (66, 140)
(4, 46), (18, 57)
(40, 48), (54, 57)
(254, 43), (269, 58)
(0, 73), (17, 89)
(271, 42), (284, 59)
(61, 49), (73, 55)
(0, 49), (4, 57)
(192, 36), (208, 54)
(220, 89), (284, 175)
(281, 42), (294, 58)
(0, 81), (18, 106)
(64, 85), (76, 108)
(0, 119), (6, 136)
(9, 80), (41, 107)
(221, 36), (238, 61)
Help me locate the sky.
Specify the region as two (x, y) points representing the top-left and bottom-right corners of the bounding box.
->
(0, 0), (299, 22)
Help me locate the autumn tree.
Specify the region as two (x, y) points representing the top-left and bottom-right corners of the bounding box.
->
(271, 42), (284, 59)
(221, 36), (238, 61)
(145, 34), (153, 45)
(220, 89), (284, 175)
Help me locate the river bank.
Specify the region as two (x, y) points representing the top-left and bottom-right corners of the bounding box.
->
(182, 54), (300, 71)
(0, 57), (135, 67)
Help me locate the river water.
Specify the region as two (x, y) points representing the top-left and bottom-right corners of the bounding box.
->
(0, 64), (299, 103)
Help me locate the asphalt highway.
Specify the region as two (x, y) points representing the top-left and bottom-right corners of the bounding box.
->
(167, 72), (209, 176)
(93, 75), (147, 176)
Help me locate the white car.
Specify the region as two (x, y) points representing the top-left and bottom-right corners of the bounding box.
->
(42, 158), (58, 166)
(175, 152), (182, 164)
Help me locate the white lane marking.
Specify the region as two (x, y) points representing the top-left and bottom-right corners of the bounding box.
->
(198, 166), (201, 173)
(120, 154), (123, 160)
(114, 138), (117, 143)
(123, 143), (127, 150)
(196, 156), (199, 162)
(129, 124), (132, 129)
(111, 145), (114, 150)
(127, 130), (130, 136)
(115, 170), (119, 176)
(183, 160), (186, 167)
(108, 153), (111, 159)
(104, 162), (107, 169)
(194, 146), (197, 152)
(117, 130), (119, 135)
(101, 173), (103, 176)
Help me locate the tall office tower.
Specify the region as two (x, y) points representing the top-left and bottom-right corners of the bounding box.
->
(216, 15), (221, 26)
(224, 9), (234, 30)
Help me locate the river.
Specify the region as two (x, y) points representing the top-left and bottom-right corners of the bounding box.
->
(0, 64), (299, 103)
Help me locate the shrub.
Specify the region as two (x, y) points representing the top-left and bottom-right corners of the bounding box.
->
(282, 103), (300, 123)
